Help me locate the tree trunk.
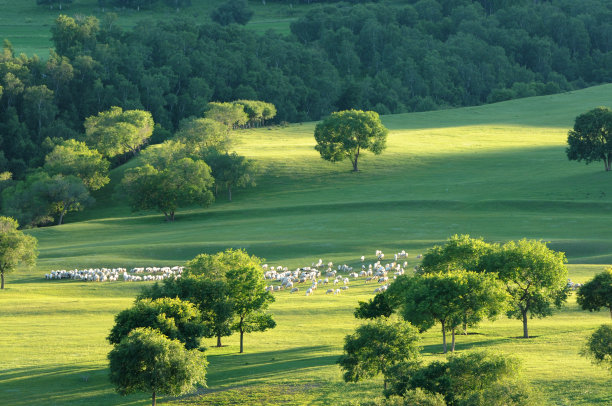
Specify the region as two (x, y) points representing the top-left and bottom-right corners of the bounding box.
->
(451, 330), (456, 352)
(1, 272), (4, 289)
(383, 377), (387, 392)
(170, 212), (175, 222)
(163, 212), (169, 222)
(239, 329), (244, 353)
(609, 308), (611, 319)
(228, 185), (232, 202)
(441, 320), (447, 353)
(352, 147), (360, 172)
(58, 210), (65, 225)
(152, 391), (156, 406)
(217, 334), (222, 347)
(522, 310), (529, 338)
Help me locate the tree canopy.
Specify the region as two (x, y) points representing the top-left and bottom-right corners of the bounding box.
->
(314, 109), (388, 172)
(567, 107), (612, 171)
(108, 327), (207, 406)
(478, 239), (569, 338)
(44, 139), (110, 191)
(577, 268), (612, 319)
(0, 216), (37, 289)
(582, 324), (612, 373)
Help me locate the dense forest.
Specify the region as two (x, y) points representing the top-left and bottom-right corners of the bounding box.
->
(1, 0), (612, 177)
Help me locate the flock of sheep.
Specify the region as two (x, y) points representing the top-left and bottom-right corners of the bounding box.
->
(42, 250), (422, 297)
(43, 266), (184, 282)
(263, 250), (418, 296)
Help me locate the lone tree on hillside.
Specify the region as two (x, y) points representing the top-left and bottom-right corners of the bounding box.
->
(577, 268), (612, 319)
(108, 327), (207, 406)
(314, 109), (388, 172)
(0, 216), (38, 289)
(479, 239), (569, 338)
(566, 106), (612, 171)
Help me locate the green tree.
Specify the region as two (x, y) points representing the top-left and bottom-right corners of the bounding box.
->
(175, 117), (231, 155)
(314, 109), (388, 172)
(0, 216), (38, 289)
(211, 0), (254, 26)
(419, 235), (492, 274)
(44, 139), (110, 191)
(479, 239), (569, 338)
(566, 106), (612, 171)
(119, 157), (214, 221)
(108, 298), (207, 350)
(338, 319), (421, 391)
(582, 324), (612, 373)
(577, 268), (612, 319)
(206, 151), (256, 201)
(23, 85), (57, 139)
(204, 102), (248, 129)
(44, 175), (94, 225)
(84, 106), (154, 159)
(108, 327), (207, 406)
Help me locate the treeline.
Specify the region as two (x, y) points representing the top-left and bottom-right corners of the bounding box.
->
(2, 0), (612, 176)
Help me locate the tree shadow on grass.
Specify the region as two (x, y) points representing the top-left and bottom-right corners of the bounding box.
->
(421, 336), (514, 355)
(0, 365), (148, 405)
(206, 345), (338, 386)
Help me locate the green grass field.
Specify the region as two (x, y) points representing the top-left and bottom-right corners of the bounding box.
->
(0, 0), (310, 57)
(2, 85), (612, 405)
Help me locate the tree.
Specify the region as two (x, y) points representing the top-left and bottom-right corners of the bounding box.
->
(108, 327), (207, 406)
(582, 324), (612, 373)
(84, 107), (154, 159)
(338, 319), (421, 391)
(577, 268), (612, 319)
(419, 235), (492, 274)
(23, 85), (57, 139)
(108, 298), (207, 350)
(478, 239), (569, 338)
(211, 0), (254, 26)
(223, 249), (275, 353)
(119, 157), (214, 221)
(174, 117), (231, 155)
(44, 139), (110, 191)
(566, 106), (612, 171)
(401, 271), (505, 353)
(204, 102), (248, 129)
(36, 0), (73, 11)
(44, 175), (94, 225)
(0, 217), (38, 289)
(314, 109), (388, 172)
(206, 151), (256, 201)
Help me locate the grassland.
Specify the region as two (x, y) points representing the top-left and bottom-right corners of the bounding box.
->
(1, 85), (612, 405)
(0, 0), (311, 57)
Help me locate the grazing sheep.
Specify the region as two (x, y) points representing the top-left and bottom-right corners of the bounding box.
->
(290, 287), (299, 293)
(326, 289), (334, 294)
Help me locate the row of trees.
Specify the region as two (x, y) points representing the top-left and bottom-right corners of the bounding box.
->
(4, 0), (612, 175)
(1, 99), (264, 227)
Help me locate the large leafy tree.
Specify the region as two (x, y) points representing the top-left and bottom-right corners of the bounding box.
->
(119, 157), (214, 221)
(108, 327), (207, 406)
(206, 151), (256, 201)
(419, 235), (492, 274)
(314, 109), (388, 172)
(84, 106), (154, 159)
(204, 102), (248, 129)
(479, 239), (569, 338)
(338, 319), (421, 391)
(0, 217), (37, 289)
(174, 117), (231, 155)
(566, 106), (612, 171)
(44, 139), (110, 191)
(44, 175), (94, 225)
(108, 298), (207, 350)
(582, 324), (612, 373)
(577, 268), (612, 319)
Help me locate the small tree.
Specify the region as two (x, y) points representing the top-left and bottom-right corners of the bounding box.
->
(577, 268), (612, 319)
(0, 217), (38, 289)
(108, 327), (207, 406)
(479, 239), (569, 338)
(314, 109), (388, 172)
(582, 324), (612, 373)
(108, 298), (207, 350)
(419, 235), (492, 274)
(44, 139), (110, 191)
(44, 175), (94, 225)
(84, 106), (154, 159)
(566, 106), (612, 171)
(206, 151), (256, 201)
(175, 117), (231, 155)
(204, 102), (248, 128)
(211, 0), (254, 26)
(338, 320), (421, 391)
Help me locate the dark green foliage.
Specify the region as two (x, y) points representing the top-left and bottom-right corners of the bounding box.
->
(577, 268), (612, 319)
(211, 0), (254, 26)
(108, 297), (207, 350)
(355, 292), (394, 319)
(108, 327), (206, 406)
(206, 151), (256, 201)
(582, 324), (612, 373)
(0, 216), (37, 289)
(338, 319), (421, 391)
(566, 106), (612, 171)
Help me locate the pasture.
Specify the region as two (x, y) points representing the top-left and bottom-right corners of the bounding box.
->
(2, 85), (612, 405)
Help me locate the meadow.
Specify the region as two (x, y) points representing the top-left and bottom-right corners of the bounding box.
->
(1, 85), (612, 405)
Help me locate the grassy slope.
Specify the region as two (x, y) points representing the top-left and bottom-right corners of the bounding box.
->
(0, 0), (308, 58)
(1, 86), (612, 405)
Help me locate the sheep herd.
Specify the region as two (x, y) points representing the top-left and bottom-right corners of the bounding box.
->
(263, 250), (417, 296)
(44, 266), (184, 282)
